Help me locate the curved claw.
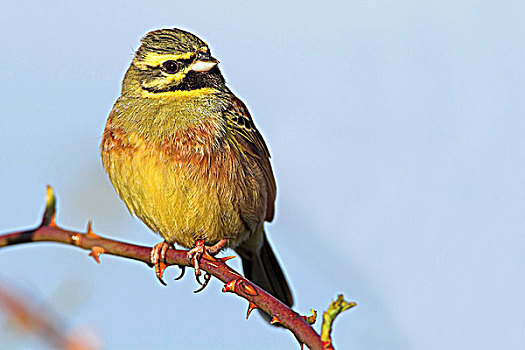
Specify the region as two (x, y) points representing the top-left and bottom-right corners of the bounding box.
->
(196, 274), (203, 286)
(174, 266), (186, 280)
(151, 242), (171, 286)
(156, 273), (167, 286)
(193, 273), (211, 293)
(155, 261), (168, 286)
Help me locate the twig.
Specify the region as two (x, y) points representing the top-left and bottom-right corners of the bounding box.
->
(320, 295), (356, 349)
(0, 187), (336, 349)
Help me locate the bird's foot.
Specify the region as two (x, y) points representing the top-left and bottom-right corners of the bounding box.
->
(150, 241), (173, 286)
(187, 239), (228, 278)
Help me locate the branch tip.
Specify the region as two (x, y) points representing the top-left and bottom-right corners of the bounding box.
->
(41, 186), (56, 227)
(321, 294), (356, 349)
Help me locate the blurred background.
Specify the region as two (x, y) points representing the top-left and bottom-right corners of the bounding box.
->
(1, 0), (524, 349)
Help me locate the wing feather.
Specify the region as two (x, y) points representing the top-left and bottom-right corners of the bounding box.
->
(224, 97), (276, 222)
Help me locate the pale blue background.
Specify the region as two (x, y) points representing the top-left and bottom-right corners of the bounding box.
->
(1, 1), (524, 349)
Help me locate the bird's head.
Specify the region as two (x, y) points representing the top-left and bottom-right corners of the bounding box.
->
(122, 28), (225, 97)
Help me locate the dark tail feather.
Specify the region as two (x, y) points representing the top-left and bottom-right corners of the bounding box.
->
(236, 231), (293, 309)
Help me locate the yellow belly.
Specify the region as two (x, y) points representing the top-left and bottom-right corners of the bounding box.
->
(102, 131), (263, 248)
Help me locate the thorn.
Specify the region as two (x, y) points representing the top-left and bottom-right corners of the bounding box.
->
(270, 315), (281, 325)
(201, 249), (217, 261)
(218, 255), (236, 262)
(301, 309), (317, 325)
(222, 279), (238, 293)
(88, 246), (105, 263)
(85, 221), (100, 238)
(246, 302), (258, 319)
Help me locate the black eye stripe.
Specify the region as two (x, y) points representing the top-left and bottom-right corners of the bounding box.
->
(178, 58), (195, 65)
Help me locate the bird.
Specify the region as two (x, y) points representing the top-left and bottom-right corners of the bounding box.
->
(100, 28), (293, 308)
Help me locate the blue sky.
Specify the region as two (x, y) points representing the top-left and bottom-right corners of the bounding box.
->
(1, 1), (524, 349)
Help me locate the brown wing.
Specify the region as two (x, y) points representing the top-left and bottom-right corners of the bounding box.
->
(224, 96), (277, 222)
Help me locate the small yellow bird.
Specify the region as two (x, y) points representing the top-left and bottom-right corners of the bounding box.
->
(100, 28), (293, 307)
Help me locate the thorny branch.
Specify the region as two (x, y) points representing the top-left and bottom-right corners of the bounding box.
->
(0, 186), (355, 349)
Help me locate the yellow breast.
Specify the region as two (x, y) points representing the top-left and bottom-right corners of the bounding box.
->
(101, 115), (265, 248)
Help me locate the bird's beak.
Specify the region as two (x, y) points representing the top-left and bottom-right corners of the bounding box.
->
(191, 52), (219, 72)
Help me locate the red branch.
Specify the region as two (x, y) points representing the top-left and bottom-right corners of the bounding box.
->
(0, 188), (326, 349)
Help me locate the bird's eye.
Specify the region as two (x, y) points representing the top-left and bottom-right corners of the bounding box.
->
(161, 60), (180, 74)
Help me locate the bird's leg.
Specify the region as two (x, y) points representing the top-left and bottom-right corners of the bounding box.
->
(187, 238), (228, 278)
(206, 238), (228, 255)
(150, 241), (173, 286)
